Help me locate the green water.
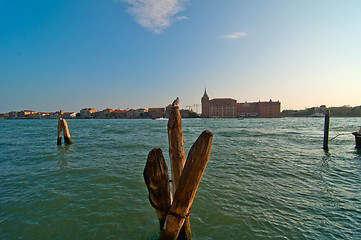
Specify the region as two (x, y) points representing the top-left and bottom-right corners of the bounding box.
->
(1, 118), (360, 239)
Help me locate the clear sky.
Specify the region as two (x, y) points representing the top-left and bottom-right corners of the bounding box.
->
(1, 0), (360, 113)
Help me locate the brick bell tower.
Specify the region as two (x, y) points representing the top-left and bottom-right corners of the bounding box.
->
(201, 88), (210, 117)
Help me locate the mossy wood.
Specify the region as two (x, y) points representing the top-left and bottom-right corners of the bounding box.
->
(160, 130), (213, 240)
(167, 106), (191, 240)
(144, 148), (172, 227)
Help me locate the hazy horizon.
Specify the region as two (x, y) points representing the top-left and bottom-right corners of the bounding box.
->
(1, 0), (360, 113)
(2, 101), (360, 115)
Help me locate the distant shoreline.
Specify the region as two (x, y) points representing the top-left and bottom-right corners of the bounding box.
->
(2, 116), (361, 121)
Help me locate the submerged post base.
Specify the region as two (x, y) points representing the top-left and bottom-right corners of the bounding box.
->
(352, 132), (361, 149)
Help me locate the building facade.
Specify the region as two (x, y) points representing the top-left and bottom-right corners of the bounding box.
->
(201, 88), (281, 118)
(79, 108), (96, 118)
(148, 107), (166, 118)
(208, 98), (237, 118)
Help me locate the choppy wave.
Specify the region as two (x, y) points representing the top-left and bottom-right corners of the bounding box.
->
(1, 118), (361, 239)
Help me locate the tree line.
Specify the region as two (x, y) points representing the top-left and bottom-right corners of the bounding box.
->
(282, 105), (361, 117)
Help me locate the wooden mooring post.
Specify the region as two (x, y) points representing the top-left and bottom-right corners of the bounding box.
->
(144, 98), (213, 240)
(168, 106), (191, 239)
(323, 109), (330, 151)
(57, 118), (63, 145)
(57, 110), (72, 145)
(159, 130), (213, 240)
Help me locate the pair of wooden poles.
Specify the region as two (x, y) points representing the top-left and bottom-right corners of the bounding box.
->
(57, 111), (72, 145)
(144, 106), (213, 240)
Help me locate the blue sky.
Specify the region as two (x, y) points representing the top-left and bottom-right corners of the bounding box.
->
(1, 0), (360, 113)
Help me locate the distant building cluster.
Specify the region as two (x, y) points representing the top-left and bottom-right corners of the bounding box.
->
(2, 110), (76, 119)
(0, 105), (194, 120)
(201, 88), (281, 118)
(0, 89), (281, 119)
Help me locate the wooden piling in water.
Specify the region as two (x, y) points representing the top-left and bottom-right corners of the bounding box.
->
(323, 110), (330, 151)
(57, 118), (63, 145)
(167, 106), (191, 239)
(62, 118), (72, 144)
(168, 106), (186, 195)
(143, 148), (172, 227)
(160, 130), (213, 240)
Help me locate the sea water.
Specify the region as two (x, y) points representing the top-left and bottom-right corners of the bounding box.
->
(0, 118), (360, 239)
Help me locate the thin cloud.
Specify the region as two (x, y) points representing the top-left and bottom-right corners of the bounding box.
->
(221, 32), (247, 40)
(119, 0), (187, 34)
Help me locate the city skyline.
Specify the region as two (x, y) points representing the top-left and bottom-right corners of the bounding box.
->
(1, 0), (360, 113)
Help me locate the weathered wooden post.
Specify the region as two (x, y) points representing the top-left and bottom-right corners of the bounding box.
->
(323, 109), (330, 151)
(62, 118), (72, 144)
(168, 106), (186, 195)
(144, 148), (172, 227)
(57, 110), (64, 145)
(168, 106), (191, 239)
(160, 130), (213, 240)
(57, 118), (63, 145)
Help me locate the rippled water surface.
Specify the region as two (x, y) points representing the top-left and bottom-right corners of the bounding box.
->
(1, 118), (361, 239)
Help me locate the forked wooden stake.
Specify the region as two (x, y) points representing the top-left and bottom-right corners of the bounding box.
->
(160, 130), (213, 240)
(144, 148), (172, 227)
(168, 106), (191, 239)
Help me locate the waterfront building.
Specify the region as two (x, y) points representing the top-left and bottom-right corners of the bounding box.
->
(110, 110), (126, 118)
(209, 98), (237, 118)
(180, 109), (190, 118)
(0, 113), (8, 119)
(237, 100), (281, 118)
(49, 112), (59, 119)
(134, 108), (147, 118)
(31, 112), (48, 119)
(62, 112), (77, 119)
(80, 108), (96, 118)
(125, 109), (135, 118)
(148, 107), (166, 118)
(18, 110), (38, 118)
(8, 111), (18, 119)
(201, 89), (210, 117)
(95, 108), (114, 118)
(201, 88), (281, 118)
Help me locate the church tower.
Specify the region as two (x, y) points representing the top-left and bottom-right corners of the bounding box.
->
(201, 88), (210, 117)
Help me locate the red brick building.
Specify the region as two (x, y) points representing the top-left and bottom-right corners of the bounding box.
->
(201, 89), (210, 117)
(201, 88), (281, 118)
(148, 107), (166, 118)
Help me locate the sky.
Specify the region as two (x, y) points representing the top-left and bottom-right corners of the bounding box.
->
(1, 0), (361, 113)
